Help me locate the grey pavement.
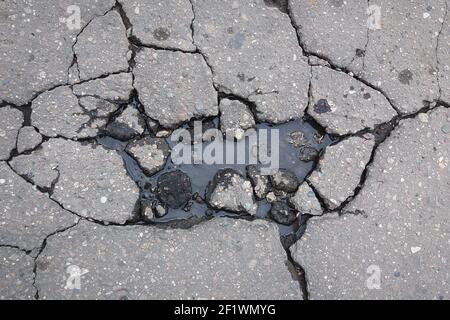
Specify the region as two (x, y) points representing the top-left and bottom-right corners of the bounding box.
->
(0, 0), (449, 300)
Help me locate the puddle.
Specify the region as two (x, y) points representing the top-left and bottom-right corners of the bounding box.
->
(98, 116), (332, 237)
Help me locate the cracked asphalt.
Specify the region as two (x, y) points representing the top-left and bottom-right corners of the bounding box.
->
(0, 0), (449, 300)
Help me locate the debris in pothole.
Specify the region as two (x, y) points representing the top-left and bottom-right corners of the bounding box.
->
(192, 0), (310, 123)
(246, 165), (272, 200)
(0, 162), (76, 251)
(298, 146), (319, 163)
(289, 182), (323, 216)
(270, 169), (299, 194)
(16, 126), (43, 154)
(0, 106), (23, 160)
(106, 106), (146, 141)
(288, 131), (308, 148)
(134, 48), (218, 128)
(9, 139), (139, 224)
(206, 169), (257, 215)
(141, 199), (168, 222)
(74, 11), (130, 81)
(219, 98), (256, 140)
(157, 170), (192, 209)
(309, 66), (398, 135)
(119, 0), (196, 52)
(266, 191), (278, 204)
(308, 134), (375, 209)
(126, 136), (170, 176)
(269, 201), (298, 226)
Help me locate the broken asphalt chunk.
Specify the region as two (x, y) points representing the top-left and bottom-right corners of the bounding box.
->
(308, 135), (375, 209)
(0, 106), (23, 160)
(206, 169), (257, 215)
(126, 136), (170, 176)
(134, 48), (218, 128)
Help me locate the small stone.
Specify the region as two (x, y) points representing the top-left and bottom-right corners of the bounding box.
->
(156, 130), (172, 138)
(246, 165), (271, 200)
(206, 169), (257, 215)
(270, 169), (299, 193)
(100, 197), (108, 204)
(155, 204), (168, 217)
(141, 200), (155, 222)
(126, 136), (170, 176)
(16, 126), (43, 154)
(411, 247), (422, 254)
(269, 201), (298, 226)
(157, 170), (192, 209)
(266, 192), (277, 203)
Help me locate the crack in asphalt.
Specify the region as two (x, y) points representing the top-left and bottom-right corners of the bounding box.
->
(285, 0), (402, 116)
(67, 5), (117, 83)
(436, 0), (449, 101)
(32, 222), (80, 300)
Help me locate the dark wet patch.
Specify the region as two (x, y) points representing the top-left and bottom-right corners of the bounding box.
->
(263, 0), (288, 13)
(398, 69), (413, 85)
(313, 99), (332, 114)
(153, 27), (171, 41)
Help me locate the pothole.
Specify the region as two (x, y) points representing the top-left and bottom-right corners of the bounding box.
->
(97, 97), (333, 240)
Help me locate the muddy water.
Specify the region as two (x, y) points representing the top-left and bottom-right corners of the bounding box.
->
(98, 117), (332, 237)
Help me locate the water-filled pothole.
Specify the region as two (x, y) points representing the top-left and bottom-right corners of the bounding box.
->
(98, 112), (332, 238)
